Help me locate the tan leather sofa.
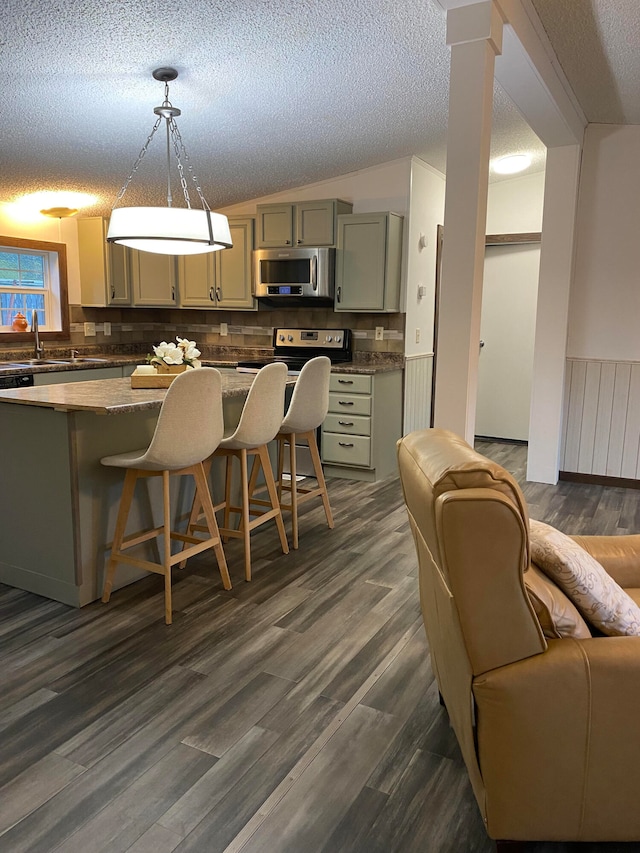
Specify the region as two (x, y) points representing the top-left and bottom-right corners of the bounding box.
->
(397, 428), (640, 847)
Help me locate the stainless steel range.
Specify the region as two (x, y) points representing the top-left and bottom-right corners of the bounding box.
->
(236, 328), (352, 374)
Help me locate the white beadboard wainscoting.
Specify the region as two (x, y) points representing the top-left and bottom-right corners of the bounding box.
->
(562, 358), (640, 479)
(403, 353), (434, 434)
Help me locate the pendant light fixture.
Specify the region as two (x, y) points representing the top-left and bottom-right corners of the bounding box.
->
(107, 67), (232, 256)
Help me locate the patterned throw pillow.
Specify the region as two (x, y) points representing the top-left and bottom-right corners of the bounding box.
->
(529, 519), (640, 637)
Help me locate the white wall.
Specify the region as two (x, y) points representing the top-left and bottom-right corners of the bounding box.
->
(568, 124), (640, 361)
(0, 204), (82, 304)
(404, 158), (446, 357)
(220, 157), (413, 218)
(486, 171), (545, 233)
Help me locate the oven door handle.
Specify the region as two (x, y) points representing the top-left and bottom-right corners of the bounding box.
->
(311, 254), (317, 290)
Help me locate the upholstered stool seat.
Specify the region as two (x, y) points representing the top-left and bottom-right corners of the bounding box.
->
(101, 368), (230, 624)
(185, 362), (289, 582)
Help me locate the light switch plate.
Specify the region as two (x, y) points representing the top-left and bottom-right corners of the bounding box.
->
(220, 322), (228, 336)
(375, 326), (384, 341)
(103, 321), (111, 336)
(84, 322), (96, 337)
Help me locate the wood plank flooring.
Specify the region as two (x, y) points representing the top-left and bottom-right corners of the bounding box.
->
(1, 441), (640, 853)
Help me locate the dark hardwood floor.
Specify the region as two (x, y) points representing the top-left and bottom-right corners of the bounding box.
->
(1, 441), (639, 852)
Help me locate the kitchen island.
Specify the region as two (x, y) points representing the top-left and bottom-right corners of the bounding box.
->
(0, 370), (279, 607)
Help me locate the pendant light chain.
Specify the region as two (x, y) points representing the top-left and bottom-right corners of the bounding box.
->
(113, 76), (209, 211)
(168, 117), (210, 211)
(113, 116), (163, 207)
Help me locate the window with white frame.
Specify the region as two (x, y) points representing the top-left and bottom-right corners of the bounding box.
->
(0, 236), (68, 336)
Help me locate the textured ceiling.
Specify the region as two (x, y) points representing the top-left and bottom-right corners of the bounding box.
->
(532, 0), (640, 124)
(2, 0), (626, 218)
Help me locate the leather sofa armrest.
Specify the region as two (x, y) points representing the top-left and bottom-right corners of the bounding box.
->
(473, 637), (640, 842)
(570, 534), (640, 588)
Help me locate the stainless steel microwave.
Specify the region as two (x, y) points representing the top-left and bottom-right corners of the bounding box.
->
(253, 247), (335, 304)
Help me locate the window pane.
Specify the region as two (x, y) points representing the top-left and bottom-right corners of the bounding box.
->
(0, 252), (45, 288)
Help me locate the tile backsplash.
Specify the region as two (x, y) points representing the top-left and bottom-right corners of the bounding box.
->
(0, 306), (405, 365)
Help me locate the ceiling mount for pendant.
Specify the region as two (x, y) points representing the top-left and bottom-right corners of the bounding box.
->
(106, 66), (232, 256)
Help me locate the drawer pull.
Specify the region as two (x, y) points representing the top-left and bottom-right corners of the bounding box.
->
(338, 379), (354, 384)
(338, 420), (354, 426)
(338, 442), (354, 448)
(338, 400), (354, 406)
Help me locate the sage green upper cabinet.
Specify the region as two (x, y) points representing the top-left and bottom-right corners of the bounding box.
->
(215, 217), (255, 309)
(256, 199), (352, 248)
(335, 212), (403, 312)
(130, 251), (177, 306)
(77, 216), (130, 306)
(177, 217), (255, 310)
(178, 253), (216, 307)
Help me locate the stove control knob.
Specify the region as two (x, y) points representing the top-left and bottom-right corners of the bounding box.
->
(326, 335), (333, 342)
(287, 335), (294, 342)
(335, 335), (342, 342)
(278, 334), (285, 342)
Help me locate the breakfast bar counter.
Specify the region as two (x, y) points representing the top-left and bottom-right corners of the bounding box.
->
(0, 370), (282, 607)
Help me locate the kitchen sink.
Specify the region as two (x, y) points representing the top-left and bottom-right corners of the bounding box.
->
(54, 357), (109, 363)
(5, 357), (110, 366)
(9, 359), (69, 366)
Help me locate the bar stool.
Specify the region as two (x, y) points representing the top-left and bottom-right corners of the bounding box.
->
(185, 361), (289, 582)
(275, 355), (334, 548)
(101, 368), (231, 625)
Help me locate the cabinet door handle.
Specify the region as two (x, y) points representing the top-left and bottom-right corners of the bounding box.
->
(111, 286), (115, 299)
(297, 239), (303, 245)
(171, 286), (175, 300)
(209, 287), (215, 302)
(285, 240), (291, 245)
(338, 400), (354, 406)
(338, 442), (354, 448)
(337, 378), (353, 384)
(336, 286), (341, 303)
(216, 287), (222, 301)
(338, 420), (354, 426)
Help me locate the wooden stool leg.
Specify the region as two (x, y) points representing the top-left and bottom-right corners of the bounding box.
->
(179, 458), (211, 569)
(102, 468), (138, 604)
(239, 449), (252, 581)
(288, 434), (299, 549)
(307, 430), (334, 529)
(162, 470), (173, 625)
(193, 461), (231, 591)
(276, 435), (285, 502)
(223, 454), (234, 536)
(258, 444), (289, 556)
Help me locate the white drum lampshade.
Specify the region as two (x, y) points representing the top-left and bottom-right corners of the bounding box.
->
(107, 207), (232, 255)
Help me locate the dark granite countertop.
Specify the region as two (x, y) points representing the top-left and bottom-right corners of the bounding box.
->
(0, 351), (403, 377)
(0, 370), (282, 414)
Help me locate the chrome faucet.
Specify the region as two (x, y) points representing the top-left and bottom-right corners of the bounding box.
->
(31, 309), (44, 360)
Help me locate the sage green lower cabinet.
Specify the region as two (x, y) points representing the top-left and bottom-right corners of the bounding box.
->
(321, 370), (403, 481)
(34, 366), (135, 385)
(177, 216), (255, 310)
(131, 250), (177, 306)
(335, 211), (403, 312)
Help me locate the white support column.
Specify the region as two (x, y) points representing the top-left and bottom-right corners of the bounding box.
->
(433, 1), (503, 443)
(526, 144), (582, 484)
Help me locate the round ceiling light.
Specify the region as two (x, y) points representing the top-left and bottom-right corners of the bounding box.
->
(492, 154), (532, 175)
(12, 191), (98, 216)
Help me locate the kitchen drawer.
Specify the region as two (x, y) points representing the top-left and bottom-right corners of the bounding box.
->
(328, 391), (372, 417)
(329, 373), (372, 394)
(323, 413), (371, 437)
(321, 433), (371, 467)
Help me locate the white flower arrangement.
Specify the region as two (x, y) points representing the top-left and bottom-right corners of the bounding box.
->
(148, 336), (202, 369)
